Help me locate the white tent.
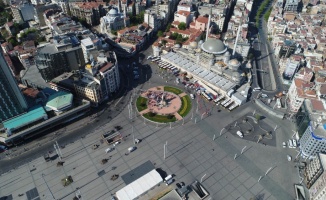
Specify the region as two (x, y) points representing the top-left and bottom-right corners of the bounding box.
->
(116, 169), (163, 200)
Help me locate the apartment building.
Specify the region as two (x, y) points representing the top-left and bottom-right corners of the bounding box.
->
(69, 1), (108, 26)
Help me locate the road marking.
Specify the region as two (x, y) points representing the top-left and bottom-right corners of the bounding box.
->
(114, 96), (124, 107)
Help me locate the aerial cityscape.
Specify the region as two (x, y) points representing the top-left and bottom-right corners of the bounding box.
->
(0, 0), (325, 199)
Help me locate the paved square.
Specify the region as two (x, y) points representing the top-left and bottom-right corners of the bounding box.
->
(0, 89), (297, 199)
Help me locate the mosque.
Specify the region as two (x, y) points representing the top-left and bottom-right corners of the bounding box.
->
(100, 1), (130, 33)
(158, 20), (252, 101)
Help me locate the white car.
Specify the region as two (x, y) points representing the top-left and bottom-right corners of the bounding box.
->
(261, 94), (268, 98)
(190, 94), (195, 99)
(105, 147), (114, 153)
(253, 87), (261, 92)
(282, 142), (286, 148)
(128, 146), (136, 152)
(293, 139), (297, 147)
(147, 55), (152, 60)
(287, 155), (292, 161)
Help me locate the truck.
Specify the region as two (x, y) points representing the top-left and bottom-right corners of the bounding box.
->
(236, 131), (244, 138)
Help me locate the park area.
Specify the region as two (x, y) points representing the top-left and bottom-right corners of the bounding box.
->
(135, 86), (192, 123)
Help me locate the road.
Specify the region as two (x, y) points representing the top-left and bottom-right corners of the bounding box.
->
(249, 0), (286, 95)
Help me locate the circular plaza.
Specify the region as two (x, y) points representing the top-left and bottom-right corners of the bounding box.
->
(136, 86), (192, 123)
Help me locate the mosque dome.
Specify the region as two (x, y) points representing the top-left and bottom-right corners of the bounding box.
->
(201, 38), (227, 55)
(190, 41), (198, 49)
(229, 59), (240, 66)
(174, 44), (181, 48)
(109, 9), (118, 16)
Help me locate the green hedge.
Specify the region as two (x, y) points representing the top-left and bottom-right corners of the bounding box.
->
(164, 86), (183, 95)
(143, 113), (176, 123)
(136, 96), (148, 112)
(178, 95), (192, 117)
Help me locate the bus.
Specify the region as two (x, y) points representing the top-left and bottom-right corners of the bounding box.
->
(201, 92), (212, 101)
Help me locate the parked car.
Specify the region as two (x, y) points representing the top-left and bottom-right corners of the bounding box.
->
(293, 139), (297, 147)
(147, 55), (153, 60)
(282, 142), (286, 148)
(165, 175), (174, 185)
(128, 146), (136, 152)
(176, 183), (182, 189)
(190, 94), (195, 99)
(105, 147), (114, 153)
(261, 94), (268, 98)
(287, 155), (292, 161)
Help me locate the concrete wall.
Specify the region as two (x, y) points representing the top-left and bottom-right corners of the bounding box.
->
(256, 99), (285, 119)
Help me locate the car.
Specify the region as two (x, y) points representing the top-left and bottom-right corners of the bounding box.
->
(164, 175), (174, 185)
(105, 147), (114, 153)
(147, 55), (152, 60)
(287, 155), (292, 161)
(133, 71), (138, 75)
(176, 183), (182, 189)
(282, 142), (286, 148)
(293, 139), (297, 147)
(113, 141), (120, 147)
(128, 146), (136, 152)
(261, 94), (268, 98)
(253, 87), (261, 92)
(190, 94), (195, 99)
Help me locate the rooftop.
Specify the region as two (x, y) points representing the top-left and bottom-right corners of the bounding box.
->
(46, 91), (73, 111)
(3, 106), (47, 133)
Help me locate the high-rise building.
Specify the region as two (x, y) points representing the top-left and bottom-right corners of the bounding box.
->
(0, 49), (28, 122)
(300, 122), (326, 158)
(36, 44), (85, 82)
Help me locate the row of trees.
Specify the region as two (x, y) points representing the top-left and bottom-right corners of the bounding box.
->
(264, 8), (272, 22)
(255, 0), (271, 27)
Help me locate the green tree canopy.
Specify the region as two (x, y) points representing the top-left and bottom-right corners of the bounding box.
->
(178, 22), (187, 30)
(157, 30), (163, 37)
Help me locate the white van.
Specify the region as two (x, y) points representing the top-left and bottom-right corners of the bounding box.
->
(164, 175), (173, 185)
(236, 131), (244, 138)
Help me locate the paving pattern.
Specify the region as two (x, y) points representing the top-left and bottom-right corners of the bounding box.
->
(0, 95), (297, 200)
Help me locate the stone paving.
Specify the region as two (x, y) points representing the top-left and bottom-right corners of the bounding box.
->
(0, 98), (296, 199)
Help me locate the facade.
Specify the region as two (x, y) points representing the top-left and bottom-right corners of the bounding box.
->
(174, 10), (191, 26)
(36, 44), (85, 82)
(307, 153), (326, 200)
(0, 49), (28, 122)
(278, 40), (297, 58)
(50, 51), (120, 105)
(100, 8), (129, 33)
(300, 122), (326, 158)
(286, 69), (315, 113)
(189, 16), (209, 32)
(284, 0), (299, 12)
(81, 37), (97, 63)
(69, 1), (107, 26)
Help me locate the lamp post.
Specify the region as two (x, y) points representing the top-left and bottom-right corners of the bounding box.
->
(200, 174), (206, 183)
(42, 173), (55, 199)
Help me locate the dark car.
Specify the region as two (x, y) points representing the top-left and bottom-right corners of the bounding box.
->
(176, 183), (182, 189)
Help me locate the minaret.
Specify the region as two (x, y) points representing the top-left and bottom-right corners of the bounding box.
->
(205, 5), (212, 41)
(232, 24), (242, 56)
(118, 0), (122, 13)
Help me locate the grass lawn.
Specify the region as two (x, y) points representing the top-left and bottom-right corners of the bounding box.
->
(143, 113), (176, 123)
(178, 95), (192, 117)
(164, 86), (183, 95)
(136, 96), (148, 112)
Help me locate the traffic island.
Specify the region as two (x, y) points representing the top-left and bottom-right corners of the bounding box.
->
(136, 86), (192, 123)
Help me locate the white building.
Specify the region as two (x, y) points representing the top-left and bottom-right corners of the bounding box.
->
(300, 122), (326, 158)
(81, 38), (97, 63)
(174, 10), (192, 26)
(100, 8), (129, 34)
(286, 70), (315, 113)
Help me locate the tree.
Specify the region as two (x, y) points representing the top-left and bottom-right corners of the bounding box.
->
(157, 30), (163, 37)
(178, 22), (187, 30)
(165, 23), (171, 32)
(8, 37), (18, 46)
(161, 40), (167, 46)
(111, 30), (117, 35)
